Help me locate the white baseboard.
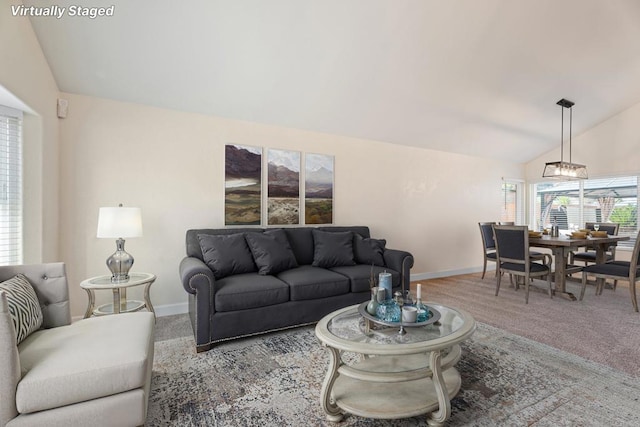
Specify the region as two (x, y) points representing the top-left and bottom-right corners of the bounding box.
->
(411, 265), (495, 281)
(155, 302), (189, 317)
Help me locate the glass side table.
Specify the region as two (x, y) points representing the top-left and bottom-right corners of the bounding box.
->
(80, 272), (156, 319)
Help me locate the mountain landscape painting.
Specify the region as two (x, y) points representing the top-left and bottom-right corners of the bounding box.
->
(268, 149), (300, 225)
(225, 144), (262, 225)
(305, 153), (333, 224)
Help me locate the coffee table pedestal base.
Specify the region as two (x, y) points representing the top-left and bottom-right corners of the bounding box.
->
(322, 349), (461, 425)
(330, 369), (460, 424)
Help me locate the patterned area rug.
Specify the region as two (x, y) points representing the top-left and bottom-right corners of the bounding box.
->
(147, 322), (640, 426)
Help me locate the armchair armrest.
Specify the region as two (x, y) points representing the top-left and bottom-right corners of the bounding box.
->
(179, 257), (215, 351)
(1, 292), (20, 426)
(383, 248), (414, 291)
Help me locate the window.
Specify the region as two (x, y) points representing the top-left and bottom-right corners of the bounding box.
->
(531, 176), (638, 248)
(0, 106), (23, 265)
(501, 179), (524, 224)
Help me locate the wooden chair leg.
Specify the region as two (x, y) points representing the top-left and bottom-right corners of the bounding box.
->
(524, 275), (530, 304)
(481, 258), (487, 279)
(630, 280), (638, 313)
(547, 274), (553, 299)
(580, 273), (587, 301)
(495, 269), (502, 296)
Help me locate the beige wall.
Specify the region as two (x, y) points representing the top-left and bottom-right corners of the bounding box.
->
(59, 93), (524, 316)
(0, 1), (60, 263)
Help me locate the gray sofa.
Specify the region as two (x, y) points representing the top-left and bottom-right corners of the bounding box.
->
(0, 263), (155, 427)
(179, 226), (413, 352)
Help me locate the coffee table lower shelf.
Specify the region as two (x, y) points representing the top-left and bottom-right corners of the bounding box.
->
(332, 367), (461, 420)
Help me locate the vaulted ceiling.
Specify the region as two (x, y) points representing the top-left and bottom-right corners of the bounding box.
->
(25, 0), (640, 163)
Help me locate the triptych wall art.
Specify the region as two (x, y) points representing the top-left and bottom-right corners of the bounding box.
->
(225, 144), (333, 226)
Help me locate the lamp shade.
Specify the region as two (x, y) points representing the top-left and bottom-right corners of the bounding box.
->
(97, 207), (143, 238)
(542, 161), (588, 180)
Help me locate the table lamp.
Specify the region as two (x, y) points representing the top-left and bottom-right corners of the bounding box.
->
(97, 204), (143, 282)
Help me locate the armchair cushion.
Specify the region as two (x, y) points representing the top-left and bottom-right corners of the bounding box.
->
(198, 233), (256, 279)
(311, 230), (356, 268)
(0, 275), (43, 344)
(16, 312), (154, 414)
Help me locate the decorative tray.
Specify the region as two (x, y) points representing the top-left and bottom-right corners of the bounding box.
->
(357, 301), (441, 329)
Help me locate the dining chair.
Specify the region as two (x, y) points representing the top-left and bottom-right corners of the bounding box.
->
(580, 230), (640, 312)
(478, 222), (498, 279)
(570, 222), (620, 265)
(479, 222), (546, 280)
(493, 225), (553, 304)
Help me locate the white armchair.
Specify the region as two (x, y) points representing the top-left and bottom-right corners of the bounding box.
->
(0, 263), (155, 427)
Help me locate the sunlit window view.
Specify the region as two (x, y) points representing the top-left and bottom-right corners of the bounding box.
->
(532, 176), (639, 248)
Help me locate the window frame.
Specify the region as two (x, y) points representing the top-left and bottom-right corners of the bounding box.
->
(0, 105), (23, 265)
(501, 178), (525, 225)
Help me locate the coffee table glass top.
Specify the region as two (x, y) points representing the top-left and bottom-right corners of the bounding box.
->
(323, 303), (473, 348)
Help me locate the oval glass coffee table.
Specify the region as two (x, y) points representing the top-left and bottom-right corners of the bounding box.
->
(315, 303), (476, 426)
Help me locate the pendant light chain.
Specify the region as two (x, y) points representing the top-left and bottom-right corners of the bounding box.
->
(569, 106), (573, 164)
(560, 104), (564, 165)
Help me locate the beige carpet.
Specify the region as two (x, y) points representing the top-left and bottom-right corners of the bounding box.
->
(412, 273), (640, 377)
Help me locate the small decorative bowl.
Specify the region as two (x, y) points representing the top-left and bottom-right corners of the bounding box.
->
(591, 231), (608, 238)
(528, 231), (542, 238)
(571, 231), (588, 239)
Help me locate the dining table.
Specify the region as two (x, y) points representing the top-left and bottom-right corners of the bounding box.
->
(528, 233), (629, 300)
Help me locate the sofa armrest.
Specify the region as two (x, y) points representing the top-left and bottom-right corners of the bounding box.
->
(179, 257), (215, 351)
(180, 257), (214, 295)
(383, 249), (414, 291)
(0, 292), (20, 426)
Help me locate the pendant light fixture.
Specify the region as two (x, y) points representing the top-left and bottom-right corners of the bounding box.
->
(542, 98), (588, 180)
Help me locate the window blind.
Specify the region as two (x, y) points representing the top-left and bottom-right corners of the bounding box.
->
(0, 106), (23, 265)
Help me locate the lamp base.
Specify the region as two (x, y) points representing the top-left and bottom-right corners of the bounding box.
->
(106, 238), (134, 283)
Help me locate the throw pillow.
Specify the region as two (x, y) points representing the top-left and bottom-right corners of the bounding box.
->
(198, 233), (257, 279)
(312, 230), (356, 268)
(353, 234), (387, 266)
(245, 229), (298, 275)
(0, 274), (43, 344)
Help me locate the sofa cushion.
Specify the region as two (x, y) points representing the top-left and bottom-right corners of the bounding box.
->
(284, 228), (315, 265)
(198, 233), (256, 279)
(0, 274), (43, 344)
(214, 273), (290, 312)
(277, 265), (350, 301)
(353, 234), (387, 267)
(312, 230), (356, 268)
(245, 229), (298, 275)
(331, 265), (400, 293)
(16, 312), (154, 414)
